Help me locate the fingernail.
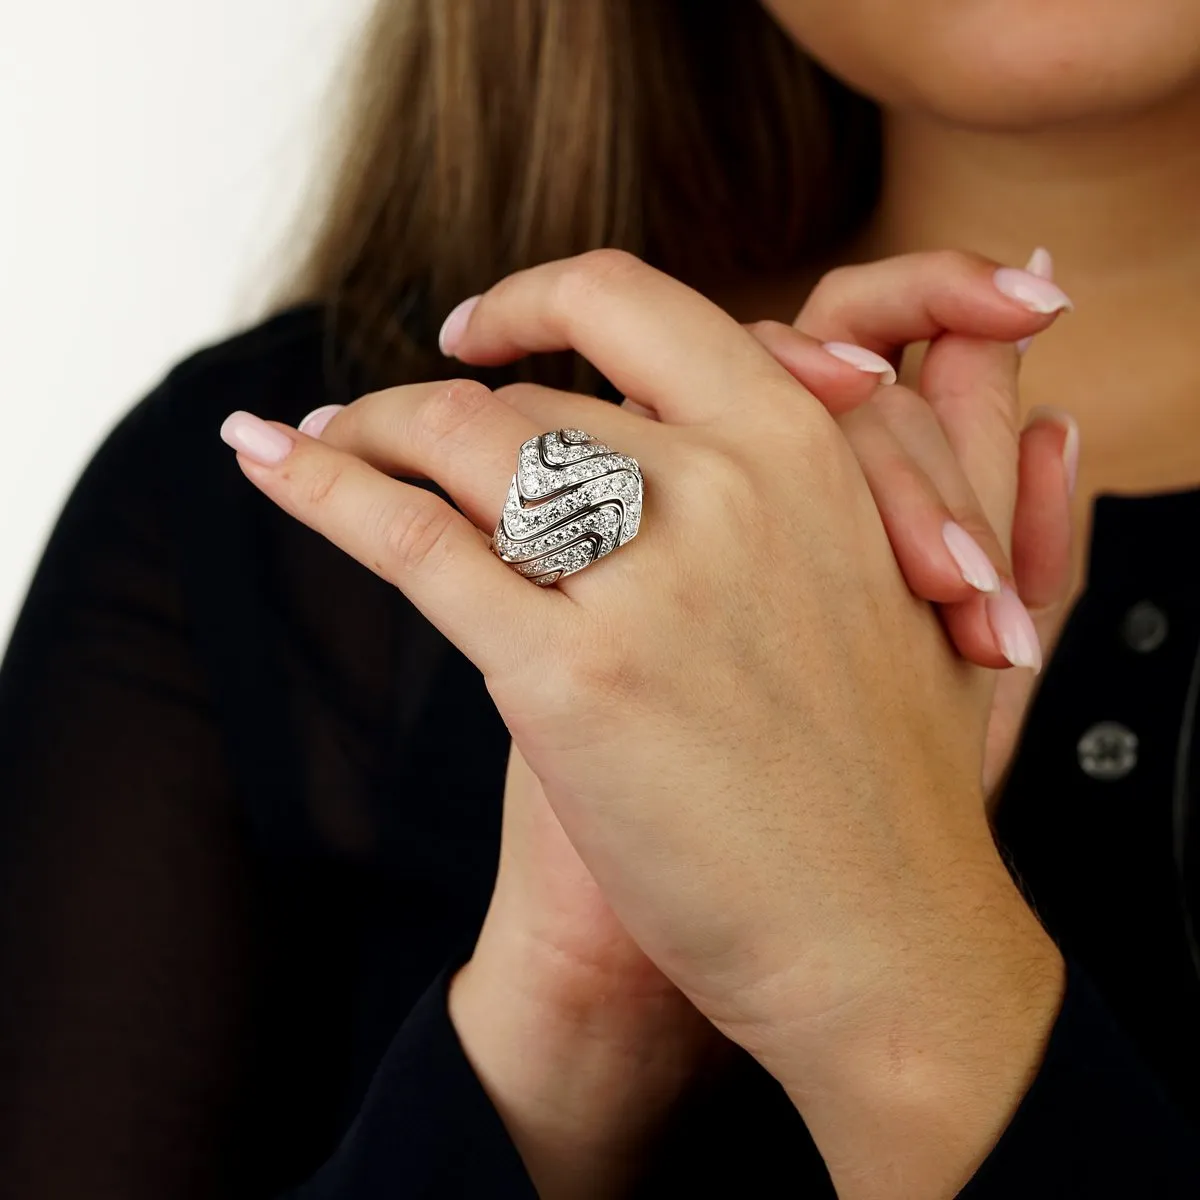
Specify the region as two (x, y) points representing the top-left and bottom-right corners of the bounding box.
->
(220, 411), (294, 465)
(1025, 247), (1054, 279)
(438, 295), (481, 357)
(986, 585), (1044, 673)
(1016, 249), (1055, 354)
(942, 522), (1002, 594)
(994, 267), (1074, 315)
(1028, 405), (1080, 496)
(298, 404), (344, 438)
(821, 342), (898, 386)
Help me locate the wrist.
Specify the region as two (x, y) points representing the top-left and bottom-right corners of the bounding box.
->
(735, 858), (1065, 1198)
(448, 934), (719, 1199)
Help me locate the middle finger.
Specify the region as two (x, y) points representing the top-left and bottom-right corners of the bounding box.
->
(438, 249), (804, 427)
(310, 378), (541, 531)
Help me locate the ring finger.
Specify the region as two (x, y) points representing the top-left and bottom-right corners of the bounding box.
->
(310, 378), (661, 529)
(305, 378), (544, 531)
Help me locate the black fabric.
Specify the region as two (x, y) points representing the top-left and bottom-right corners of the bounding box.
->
(1, 305), (1199, 1196)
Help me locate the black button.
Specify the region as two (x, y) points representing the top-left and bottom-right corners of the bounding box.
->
(1122, 601), (1169, 653)
(1077, 722), (1139, 781)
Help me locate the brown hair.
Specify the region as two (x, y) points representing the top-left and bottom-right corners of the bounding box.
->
(282, 0), (880, 390)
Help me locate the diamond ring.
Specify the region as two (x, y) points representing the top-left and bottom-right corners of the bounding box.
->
(490, 429), (644, 585)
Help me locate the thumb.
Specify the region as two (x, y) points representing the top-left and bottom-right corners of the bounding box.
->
(918, 331), (1022, 554)
(918, 249), (1062, 552)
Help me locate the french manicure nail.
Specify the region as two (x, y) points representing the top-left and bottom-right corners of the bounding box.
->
(994, 267), (1074, 315)
(942, 522), (1002, 594)
(1016, 249), (1055, 354)
(220, 411), (294, 465)
(298, 404), (344, 438)
(1025, 247), (1054, 279)
(986, 585), (1044, 673)
(1028, 405), (1080, 496)
(821, 341), (898, 386)
(438, 295), (481, 357)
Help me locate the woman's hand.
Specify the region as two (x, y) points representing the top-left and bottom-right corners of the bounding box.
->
(753, 248), (1079, 795)
(442, 251), (1076, 1196)
(224, 248), (1074, 1198)
(446, 739), (721, 1198)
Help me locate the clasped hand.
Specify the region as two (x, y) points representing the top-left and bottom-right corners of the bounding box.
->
(222, 248), (1076, 1198)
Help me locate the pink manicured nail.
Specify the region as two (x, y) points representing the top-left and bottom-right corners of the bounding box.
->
(438, 295), (481, 357)
(220, 411), (294, 465)
(1016, 248), (1055, 354)
(1028, 405), (1080, 496)
(298, 404), (344, 438)
(1025, 247), (1054, 280)
(942, 522), (1002, 594)
(994, 267), (1073, 315)
(986, 585), (1043, 673)
(821, 342), (898, 386)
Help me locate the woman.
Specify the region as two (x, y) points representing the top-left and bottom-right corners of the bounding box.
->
(3, 1), (1200, 1196)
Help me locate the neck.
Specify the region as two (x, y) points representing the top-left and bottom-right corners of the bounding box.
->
(857, 83), (1200, 508)
(864, 86), (1200, 278)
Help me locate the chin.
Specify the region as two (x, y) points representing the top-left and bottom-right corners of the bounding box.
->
(761, 0), (1200, 131)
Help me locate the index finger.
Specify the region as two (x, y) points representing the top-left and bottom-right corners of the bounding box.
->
(795, 249), (1073, 362)
(438, 249), (805, 426)
(919, 334), (1022, 549)
(218, 410), (561, 678)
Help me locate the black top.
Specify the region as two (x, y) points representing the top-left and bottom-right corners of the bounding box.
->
(2, 305), (1200, 1198)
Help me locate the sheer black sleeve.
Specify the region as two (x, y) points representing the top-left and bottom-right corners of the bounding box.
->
(955, 955), (1200, 1197)
(8, 324), (1200, 1200)
(0, 362), (536, 1199)
(283, 962), (536, 1200)
(0, 386), (258, 1197)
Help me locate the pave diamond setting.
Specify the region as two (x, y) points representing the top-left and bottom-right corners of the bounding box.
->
(491, 429), (644, 585)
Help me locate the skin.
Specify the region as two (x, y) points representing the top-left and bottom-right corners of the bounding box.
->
(759, 0), (1200, 581)
(225, 2), (1200, 1194)
(759, 0), (1200, 130)
(222, 250), (1070, 1198)
(448, 257), (1074, 1194)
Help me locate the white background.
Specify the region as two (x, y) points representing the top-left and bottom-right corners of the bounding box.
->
(0, 0), (374, 647)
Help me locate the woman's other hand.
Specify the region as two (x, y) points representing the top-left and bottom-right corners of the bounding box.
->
(445, 738), (719, 1198)
(752, 247), (1079, 796)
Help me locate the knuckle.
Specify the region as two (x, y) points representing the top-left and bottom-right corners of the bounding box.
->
(380, 495), (458, 575)
(305, 460), (348, 508)
(559, 642), (649, 708)
(809, 263), (857, 302)
(555, 248), (644, 308)
(925, 247), (990, 279)
(675, 441), (758, 515)
(577, 246), (643, 277)
(414, 378), (494, 449)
